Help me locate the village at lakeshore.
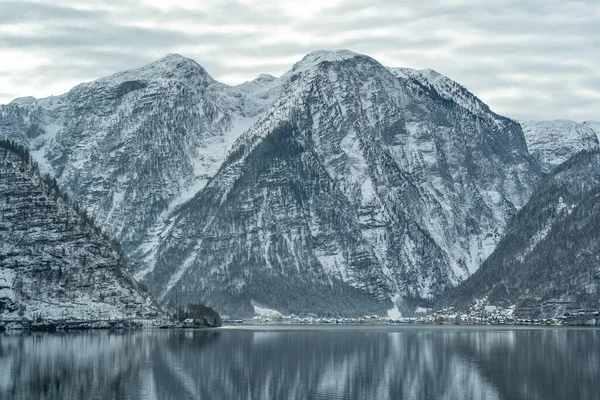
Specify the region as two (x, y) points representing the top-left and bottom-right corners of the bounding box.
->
(224, 311), (600, 328)
(220, 298), (600, 327)
(2, 298), (599, 331)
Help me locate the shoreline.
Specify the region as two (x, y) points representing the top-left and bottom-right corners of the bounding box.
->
(218, 321), (600, 330)
(2, 320), (599, 333)
(0, 318), (180, 332)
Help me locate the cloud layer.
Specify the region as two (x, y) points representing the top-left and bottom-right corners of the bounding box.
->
(1, 0), (598, 120)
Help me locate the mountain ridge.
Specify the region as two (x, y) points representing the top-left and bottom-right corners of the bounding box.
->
(0, 50), (556, 316)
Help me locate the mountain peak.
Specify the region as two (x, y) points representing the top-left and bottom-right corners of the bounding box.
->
(141, 53), (213, 80)
(9, 96), (37, 106)
(151, 53), (201, 69)
(157, 53), (189, 61)
(278, 50), (383, 86)
(302, 49), (361, 62)
(70, 53), (215, 95)
(290, 49), (375, 72)
(254, 73), (277, 82)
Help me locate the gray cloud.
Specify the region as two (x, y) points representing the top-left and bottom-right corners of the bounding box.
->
(0, 1), (107, 24)
(1, 26), (199, 49)
(0, 0), (598, 121)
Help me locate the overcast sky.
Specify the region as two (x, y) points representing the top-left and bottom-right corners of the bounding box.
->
(1, 0), (598, 121)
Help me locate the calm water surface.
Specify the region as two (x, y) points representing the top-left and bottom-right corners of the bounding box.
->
(1, 325), (598, 400)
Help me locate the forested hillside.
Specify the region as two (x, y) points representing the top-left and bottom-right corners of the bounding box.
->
(441, 149), (600, 317)
(0, 140), (162, 321)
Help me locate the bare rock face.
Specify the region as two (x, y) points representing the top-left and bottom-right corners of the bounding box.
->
(1, 51), (544, 317)
(0, 141), (162, 321)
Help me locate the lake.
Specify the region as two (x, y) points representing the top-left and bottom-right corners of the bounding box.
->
(0, 325), (598, 400)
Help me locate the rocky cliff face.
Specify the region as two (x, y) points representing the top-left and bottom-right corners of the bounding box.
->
(520, 120), (599, 173)
(441, 149), (600, 317)
(0, 141), (162, 320)
(1, 50), (543, 316)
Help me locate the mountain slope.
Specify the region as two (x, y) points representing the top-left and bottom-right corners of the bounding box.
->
(441, 149), (600, 317)
(0, 140), (162, 320)
(145, 51), (540, 316)
(520, 120), (599, 172)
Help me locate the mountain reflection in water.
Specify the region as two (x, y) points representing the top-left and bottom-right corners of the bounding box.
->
(0, 326), (598, 400)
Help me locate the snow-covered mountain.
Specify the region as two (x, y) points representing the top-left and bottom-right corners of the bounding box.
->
(442, 149), (600, 317)
(0, 50), (543, 316)
(0, 140), (162, 321)
(145, 51), (540, 316)
(520, 120), (599, 172)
